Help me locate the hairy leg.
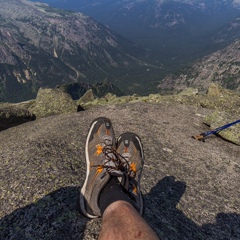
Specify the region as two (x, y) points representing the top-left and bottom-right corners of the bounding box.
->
(98, 201), (159, 240)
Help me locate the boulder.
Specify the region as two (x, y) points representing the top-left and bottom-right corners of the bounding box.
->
(104, 92), (116, 101)
(207, 83), (222, 97)
(31, 88), (78, 119)
(77, 89), (95, 104)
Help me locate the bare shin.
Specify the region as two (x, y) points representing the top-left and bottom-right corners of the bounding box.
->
(98, 201), (159, 240)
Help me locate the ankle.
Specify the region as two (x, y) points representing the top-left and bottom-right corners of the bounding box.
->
(99, 177), (133, 215)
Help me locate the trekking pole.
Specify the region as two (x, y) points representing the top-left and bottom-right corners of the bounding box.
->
(192, 119), (240, 141)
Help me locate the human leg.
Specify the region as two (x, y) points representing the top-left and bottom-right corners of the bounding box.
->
(79, 117), (158, 239)
(99, 200), (159, 240)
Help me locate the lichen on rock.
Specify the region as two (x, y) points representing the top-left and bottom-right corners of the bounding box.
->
(178, 88), (199, 96)
(204, 111), (240, 145)
(31, 88), (78, 119)
(207, 83), (223, 97)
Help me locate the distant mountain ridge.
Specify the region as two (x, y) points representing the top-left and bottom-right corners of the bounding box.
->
(0, 0), (161, 102)
(33, 0), (240, 74)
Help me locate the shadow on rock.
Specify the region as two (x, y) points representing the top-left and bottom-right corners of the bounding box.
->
(0, 114), (36, 132)
(1, 178), (239, 240)
(0, 186), (88, 240)
(144, 176), (240, 240)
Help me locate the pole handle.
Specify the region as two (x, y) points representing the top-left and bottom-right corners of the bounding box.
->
(192, 133), (205, 141)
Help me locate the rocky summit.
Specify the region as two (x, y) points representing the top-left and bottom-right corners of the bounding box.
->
(0, 85), (239, 239)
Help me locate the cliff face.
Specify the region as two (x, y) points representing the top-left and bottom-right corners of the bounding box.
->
(0, 94), (239, 239)
(0, 0), (160, 102)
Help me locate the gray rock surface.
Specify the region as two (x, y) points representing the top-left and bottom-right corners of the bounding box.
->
(0, 101), (239, 239)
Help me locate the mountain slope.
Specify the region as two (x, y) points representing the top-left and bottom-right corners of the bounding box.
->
(158, 40), (240, 92)
(0, 0), (161, 102)
(31, 0), (240, 72)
